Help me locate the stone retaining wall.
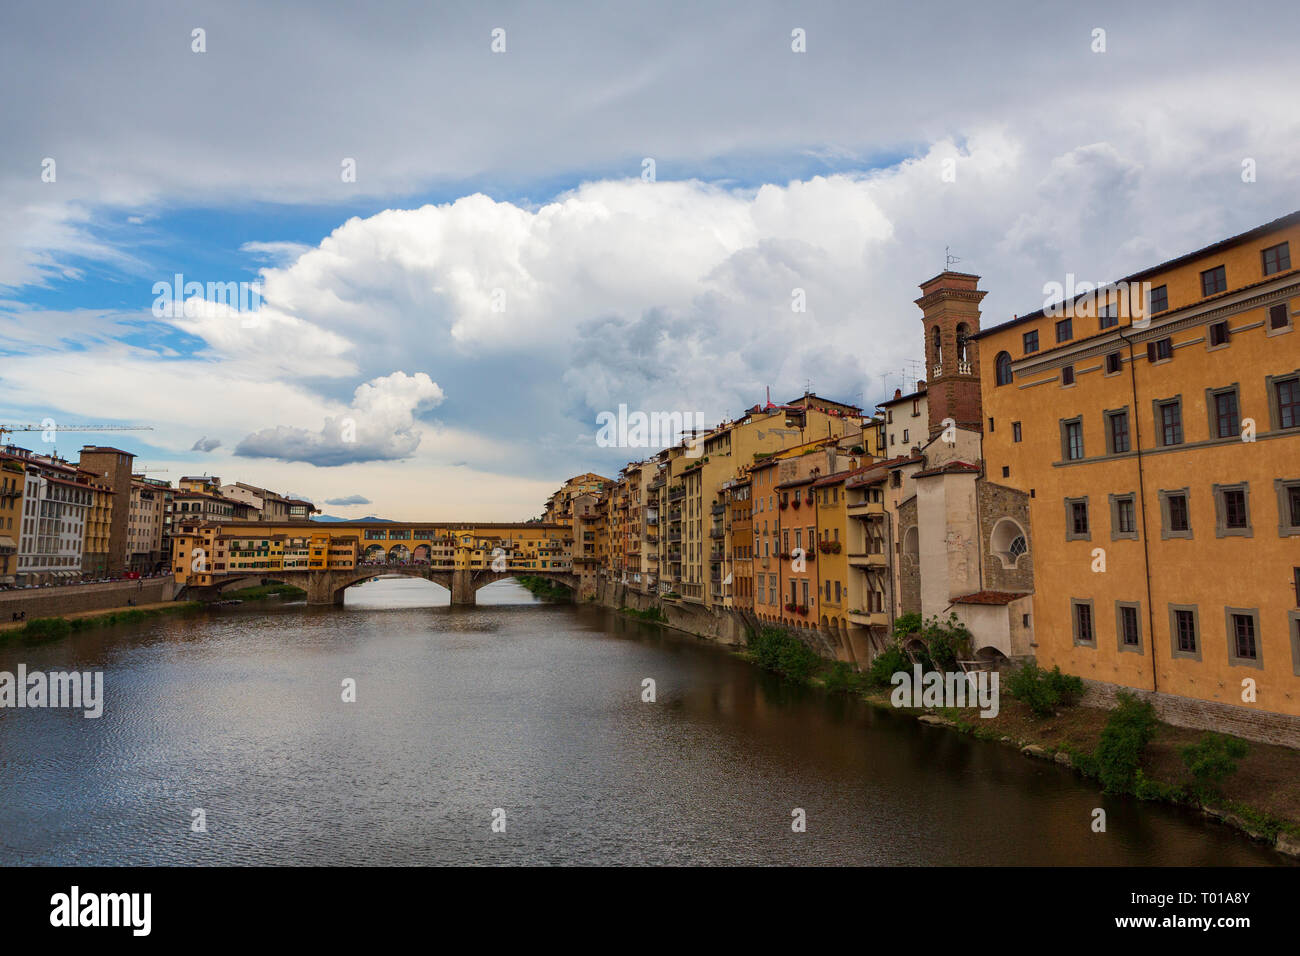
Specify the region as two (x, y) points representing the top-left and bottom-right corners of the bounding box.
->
(1082, 678), (1300, 748)
(0, 578), (178, 620)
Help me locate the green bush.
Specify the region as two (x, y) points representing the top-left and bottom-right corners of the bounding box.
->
(822, 660), (868, 694)
(1006, 662), (1084, 718)
(1095, 692), (1158, 794)
(18, 617), (71, 642)
(748, 626), (821, 683)
(891, 612), (922, 644)
(922, 614), (972, 672)
(867, 643), (911, 687)
(1181, 733), (1249, 801)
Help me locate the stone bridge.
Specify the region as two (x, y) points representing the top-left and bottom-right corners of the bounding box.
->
(188, 563), (580, 606)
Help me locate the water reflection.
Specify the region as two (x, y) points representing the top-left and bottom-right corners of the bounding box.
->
(0, 578), (1284, 866)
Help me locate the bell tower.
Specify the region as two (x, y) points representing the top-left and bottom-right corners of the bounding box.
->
(914, 271), (986, 439)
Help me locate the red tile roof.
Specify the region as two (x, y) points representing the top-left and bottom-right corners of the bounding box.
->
(952, 590), (1030, 606)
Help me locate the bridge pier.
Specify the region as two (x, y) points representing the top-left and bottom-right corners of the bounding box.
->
(450, 569), (476, 606)
(306, 571), (345, 606)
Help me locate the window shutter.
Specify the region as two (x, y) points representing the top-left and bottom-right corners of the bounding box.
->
(1147, 342), (1156, 363)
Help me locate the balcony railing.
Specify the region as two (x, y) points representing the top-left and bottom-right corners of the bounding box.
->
(709, 527), (724, 539)
(710, 503), (725, 516)
(666, 486), (686, 502)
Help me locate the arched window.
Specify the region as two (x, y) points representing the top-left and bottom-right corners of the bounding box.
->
(990, 517), (1028, 569)
(902, 525), (919, 559)
(956, 322), (970, 363)
(995, 351), (1013, 386)
(932, 326), (942, 364)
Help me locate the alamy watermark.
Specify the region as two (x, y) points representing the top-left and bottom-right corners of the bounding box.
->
(152, 273), (262, 325)
(890, 664), (999, 718)
(0, 664), (103, 718)
(1042, 274), (1154, 328)
(596, 404), (706, 457)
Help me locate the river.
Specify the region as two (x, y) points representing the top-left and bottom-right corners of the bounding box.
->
(0, 577), (1283, 865)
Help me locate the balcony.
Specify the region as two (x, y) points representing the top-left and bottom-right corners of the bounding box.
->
(848, 551), (888, 568)
(709, 526), (724, 539)
(847, 499), (885, 518)
(667, 486), (686, 502)
(710, 503), (725, 516)
(848, 609), (889, 627)
(709, 549), (723, 562)
(668, 509), (682, 523)
(667, 531), (682, 544)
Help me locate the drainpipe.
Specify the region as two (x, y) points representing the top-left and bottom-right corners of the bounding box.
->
(1121, 328), (1158, 694)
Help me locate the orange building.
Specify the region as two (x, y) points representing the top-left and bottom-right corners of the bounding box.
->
(976, 211), (1300, 727)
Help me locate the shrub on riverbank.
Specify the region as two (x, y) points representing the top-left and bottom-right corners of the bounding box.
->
(1182, 732), (1249, 801)
(224, 583), (307, 601)
(1090, 692), (1159, 794)
(620, 606), (667, 623)
(866, 644), (910, 687)
(747, 625), (821, 682)
(515, 575), (574, 602)
(1006, 661), (1084, 717)
(15, 617), (72, 642)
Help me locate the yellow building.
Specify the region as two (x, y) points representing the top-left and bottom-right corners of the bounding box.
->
(0, 456), (24, 582)
(976, 210), (1300, 721)
(171, 521), (573, 589)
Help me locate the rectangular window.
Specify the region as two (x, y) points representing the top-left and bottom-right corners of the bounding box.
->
(1165, 492), (1190, 534)
(1056, 318), (1073, 343)
(1108, 410), (1130, 454)
(1023, 329), (1039, 353)
(1201, 264), (1227, 296)
(1158, 400), (1183, 446)
(1229, 611), (1259, 664)
(1012, 422), (1022, 443)
(1262, 241), (1291, 276)
(1105, 351), (1122, 374)
(1174, 608), (1198, 655)
(1064, 419), (1084, 460)
(1270, 303), (1291, 330)
(1071, 500), (1089, 537)
(1061, 365), (1075, 386)
(1073, 600), (1095, 645)
(1224, 489), (1247, 528)
(1119, 604), (1140, 649)
(1147, 337), (1173, 363)
(1114, 495), (1137, 536)
(1212, 389), (1240, 439)
(1276, 376), (1300, 429)
(1214, 482), (1251, 537)
(1281, 481), (1300, 534)
(1099, 300), (1118, 329)
(1148, 284), (1168, 314)
(1208, 320), (1230, 347)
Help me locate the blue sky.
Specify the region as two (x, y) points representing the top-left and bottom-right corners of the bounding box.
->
(1, 0), (1297, 518)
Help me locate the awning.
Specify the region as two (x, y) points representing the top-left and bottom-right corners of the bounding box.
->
(0, 536), (16, 551)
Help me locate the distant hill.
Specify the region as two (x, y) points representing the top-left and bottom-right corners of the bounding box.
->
(311, 515), (393, 523)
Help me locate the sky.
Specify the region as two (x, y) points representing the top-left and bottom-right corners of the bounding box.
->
(1, 0), (1297, 520)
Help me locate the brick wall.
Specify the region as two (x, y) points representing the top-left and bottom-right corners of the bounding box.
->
(1082, 678), (1300, 748)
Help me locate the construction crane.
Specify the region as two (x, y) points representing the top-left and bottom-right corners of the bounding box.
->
(0, 423), (153, 444)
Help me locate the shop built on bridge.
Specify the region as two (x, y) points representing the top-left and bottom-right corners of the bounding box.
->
(170, 521), (583, 605)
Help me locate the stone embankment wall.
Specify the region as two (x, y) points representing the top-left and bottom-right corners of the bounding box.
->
(595, 580), (835, 654)
(1082, 678), (1300, 749)
(0, 578), (178, 620)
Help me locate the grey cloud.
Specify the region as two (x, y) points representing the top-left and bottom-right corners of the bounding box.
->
(191, 436), (221, 452)
(324, 494), (371, 506)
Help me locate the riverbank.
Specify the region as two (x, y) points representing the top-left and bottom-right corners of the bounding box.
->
(0, 583), (306, 646)
(761, 651), (1300, 859)
(516, 575), (575, 602)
